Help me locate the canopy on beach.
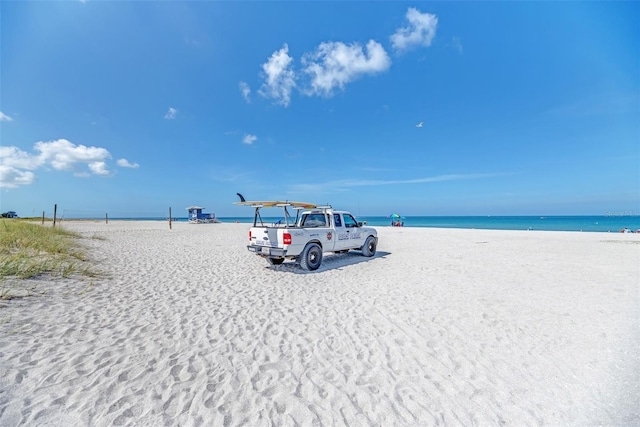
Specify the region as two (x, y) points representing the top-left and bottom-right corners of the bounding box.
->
(388, 213), (405, 226)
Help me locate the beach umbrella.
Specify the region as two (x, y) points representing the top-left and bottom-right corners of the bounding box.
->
(388, 213), (401, 218)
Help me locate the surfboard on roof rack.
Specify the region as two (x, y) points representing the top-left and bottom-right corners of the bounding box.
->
(233, 201), (319, 209)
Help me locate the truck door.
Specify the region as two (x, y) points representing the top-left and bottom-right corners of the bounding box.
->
(342, 213), (363, 249)
(333, 213), (351, 251)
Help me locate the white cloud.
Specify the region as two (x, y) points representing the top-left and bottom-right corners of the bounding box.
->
(0, 146), (42, 170)
(35, 139), (111, 171)
(0, 111), (13, 122)
(239, 81), (251, 103)
(451, 36), (463, 54)
(88, 161), (110, 176)
(0, 139), (124, 188)
(290, 173), (503, 193)
(164, 107), (178, 119)
(390, 8), (438, 52)
(243, 134), (257, 145)
(0, 165), (36, 188)
(302, 40), (391, 97)
(117, 158), (140, 168)
(252, 9), (440, 106)
(258, 44), (296, 107)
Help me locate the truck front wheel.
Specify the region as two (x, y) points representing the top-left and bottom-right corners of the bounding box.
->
(300, 243), (323, 271)
(361, 236), (377, 257)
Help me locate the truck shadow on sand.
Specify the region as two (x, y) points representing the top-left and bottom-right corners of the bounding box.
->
(266, 251), (391, 274)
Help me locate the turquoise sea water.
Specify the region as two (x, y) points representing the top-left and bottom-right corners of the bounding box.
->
(215, 215), (640, 233)
(76, 215), (640, 233)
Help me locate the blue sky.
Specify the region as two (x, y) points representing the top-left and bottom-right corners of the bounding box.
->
(1, 1), (638, 218)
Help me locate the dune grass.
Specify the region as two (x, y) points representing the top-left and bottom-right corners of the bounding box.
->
(0, 219), (99, 299)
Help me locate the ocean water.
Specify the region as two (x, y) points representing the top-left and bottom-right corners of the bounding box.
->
(68, 215), (640, 233)
(216, 215), (640, 233)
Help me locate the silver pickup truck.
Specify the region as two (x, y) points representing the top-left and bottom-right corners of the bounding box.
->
(235, 201), (378, 270)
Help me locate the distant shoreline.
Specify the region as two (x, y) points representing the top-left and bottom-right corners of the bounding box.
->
(44, 215), (640, 233)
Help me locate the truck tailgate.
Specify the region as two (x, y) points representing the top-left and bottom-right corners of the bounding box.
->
(251, 227), (282, 247)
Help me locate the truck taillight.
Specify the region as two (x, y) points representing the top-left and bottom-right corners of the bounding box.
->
(249, 230), (252, 241)
(283, 233), (292, 245)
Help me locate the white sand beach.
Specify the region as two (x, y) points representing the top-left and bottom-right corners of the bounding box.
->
(1, 221), (638, 426)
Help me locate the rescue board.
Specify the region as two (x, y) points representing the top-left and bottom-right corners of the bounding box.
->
(233, 200), (318, 209)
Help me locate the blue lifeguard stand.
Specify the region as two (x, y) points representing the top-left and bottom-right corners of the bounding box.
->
(186, 206), (219, 223)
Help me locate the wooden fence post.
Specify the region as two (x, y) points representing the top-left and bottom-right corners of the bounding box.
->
(169, 207), (172, 229)
(53, 204), (57, 227)
(42, 211), (45, 225)
(106, 213), (108, 224)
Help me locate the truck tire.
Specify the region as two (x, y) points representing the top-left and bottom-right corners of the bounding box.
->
(300, 243), (323, 271)
(267, 257), (284, 266)
(361, 236), (376, 257)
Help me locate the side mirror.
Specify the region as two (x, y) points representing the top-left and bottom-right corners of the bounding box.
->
(357, 222), (363, 227)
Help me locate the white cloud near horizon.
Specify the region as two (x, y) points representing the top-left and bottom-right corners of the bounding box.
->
(0, 111), (13, 122)
(289, 173), (504, 193)
(117, 158), (140, 168)
(390, 8), (438, 52)
(164, 107), (178, 119)
(302, 40), (391, 97)
(243, 134), (257, 145)
(0, 166), (36, 188)
(258, 44), (296, 107)
(239, 81), (251, 103)
(0, 139), (138, 188)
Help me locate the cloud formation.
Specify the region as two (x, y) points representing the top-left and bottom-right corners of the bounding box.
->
(36, 139), (110, 172)
(451, 36), (463, 54)
(0, 166), (36, 188)
(390, 8), (438, 52)
(258, 44), (296, 107)
(243, 134), (257, 145)
(239, 82), (251, 103)
(302, 40), (391, 97)
(0, 139), (139, 188)
(164, 107), (178, 119)
(117, 159), (140, 168)
(290, 173), (502, 193)
(0, 111), (13, 122)
(255, 7), (437, 106)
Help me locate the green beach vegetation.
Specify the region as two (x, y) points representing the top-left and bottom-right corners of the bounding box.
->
(0, 219), (99, 299)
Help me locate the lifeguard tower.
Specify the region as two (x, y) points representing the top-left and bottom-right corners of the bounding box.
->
(186, 206), (220, 224)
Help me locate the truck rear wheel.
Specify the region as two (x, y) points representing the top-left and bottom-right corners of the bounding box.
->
(361, 236), (376, 257)
(300, 243), (322, 271)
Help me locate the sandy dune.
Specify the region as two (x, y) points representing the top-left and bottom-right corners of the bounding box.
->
(1, 221), (638, 426)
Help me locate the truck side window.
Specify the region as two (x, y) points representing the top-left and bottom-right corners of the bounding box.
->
(333, 214), (342, 227)
(303, 213), (326, 227)
(344, 214), (357, 228)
